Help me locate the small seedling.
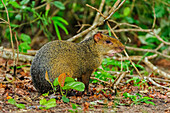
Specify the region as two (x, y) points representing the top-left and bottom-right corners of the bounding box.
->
(39, 98), (56, 109)
(123, 92), (155, 106)
(53, 73), (85, 103)
(8, 98), (25, 109)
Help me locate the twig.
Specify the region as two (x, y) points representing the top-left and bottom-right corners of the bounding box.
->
(90, 77), (110, 85)
(105, 0), (126, 21)
(107, 71), (170, 89)
(86, 4), (106, 19)
(155, 43), (164, 51)
(112, 54), (158, 61)
(152, 30), (170, 45)
(112, 71), (129, 88)
(143, 58), (170, 79)
(109, 0), (121, 14)
(93, 0), (105, 24)
(12, 17), (40, 30)
(126, 46), (170, 58)
(146, 77), (170, 90)
(125, 74), (170, 83)
(0, 18), (8, 23)
(75, 22), (91, 33)
(67, 0), (127, 42)
(83, 0), (107, 40)
(112, 55), (170, 79)
(107, 21), (144, 79)
(0, 2), (48, 13)
(1, 0), (16, 78)
(108, 20), (142, 29)
(14, 33), (19, 65)
(108, 71), (170, 83)
(67, 20), (103, 42)
(113, 29), (152, 32)
(152, 3), (156, 29)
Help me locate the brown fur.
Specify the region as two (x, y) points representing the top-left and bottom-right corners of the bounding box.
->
(31, 32), (124, 93)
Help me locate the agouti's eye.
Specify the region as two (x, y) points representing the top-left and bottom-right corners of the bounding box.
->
(106, 40), (112, 44)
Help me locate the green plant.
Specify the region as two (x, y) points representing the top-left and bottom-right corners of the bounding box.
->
(8, 98), (25, 109)
(52, 16), (69, 40)
(126, 77), (148, 89)
(123, 92), (155, 106)
(1, 0), (68, 42)
(18, 33), (31, 53)
(39, 98), (56, 110)
(92, 69), (116, 84)
(53, 73), (85, 103)
(92, 57), (145, 84)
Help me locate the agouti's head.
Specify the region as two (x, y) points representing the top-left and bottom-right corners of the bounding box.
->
(93, 32), (125, 56)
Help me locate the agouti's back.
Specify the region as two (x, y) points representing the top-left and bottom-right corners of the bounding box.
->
(31, 32), (124, 93)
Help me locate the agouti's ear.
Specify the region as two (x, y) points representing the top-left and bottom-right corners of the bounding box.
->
(94, 32), (102, 42)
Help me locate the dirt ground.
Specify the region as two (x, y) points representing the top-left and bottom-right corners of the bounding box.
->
(0, 58), (169, 113)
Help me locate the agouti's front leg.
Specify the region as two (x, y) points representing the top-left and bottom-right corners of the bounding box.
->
(82, 74), (90, 92)
(82, 70), (94, 93)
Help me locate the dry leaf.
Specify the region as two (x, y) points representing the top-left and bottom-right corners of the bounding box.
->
(58, 73), (66, 87)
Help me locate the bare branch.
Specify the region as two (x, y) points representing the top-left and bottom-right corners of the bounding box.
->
(152, 31), (170, 45)
(143, 58), (170, 79)
(147, 77), (170, 90)
(105, 0), (126, 21)
(0, 47), (34, 62)
(126, 46), (170, 58)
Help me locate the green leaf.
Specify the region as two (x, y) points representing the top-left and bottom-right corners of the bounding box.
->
(64, 82), (85, 91)
(0, 0), (6, 8)
(16, 104), (25, 109)
(15, 14), (21, 21)
(52, 1), (65, 10)
(71, 103), (77, 109)
(125, 17), (134, 23)
(39, 106), (45, 110)
(40, 99), (47, 105)
(52, 16), (68, 25)
(123, 7), (130, 16)
(56, 22), (69, 35)
(155, 5), (165, 18)
(62, 96), (69, 103)
(20, 0), (30, 5)
(9, 1), (20, 8)
(20, 33), (31, 44)
(144, 101), (155, 105)
(19, 42), (31, 53)
(8, 99), (16, 105)
(65, 77), (75, 83)
(53, 78), (59, 86)
(10, 24), (20, 28)
(53, 24), (61, 40)
(44, 98), (56, 109)
(42, 92), (49, 96)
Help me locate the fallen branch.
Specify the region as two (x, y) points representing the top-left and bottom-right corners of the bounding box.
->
(0, 47), (34, 62)
(112, 71), (129, 89)
(112, 55), (170, 79)
(90, 77), (110, 85)
(143, 58), (170, 79)
(146, 77), (170, 90)
(107, 71), (170, 89)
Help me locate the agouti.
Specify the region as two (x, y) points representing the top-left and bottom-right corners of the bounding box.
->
(31, 32), (124, 93)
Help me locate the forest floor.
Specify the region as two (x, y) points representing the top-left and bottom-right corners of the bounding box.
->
(0, 57), (169, 113)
